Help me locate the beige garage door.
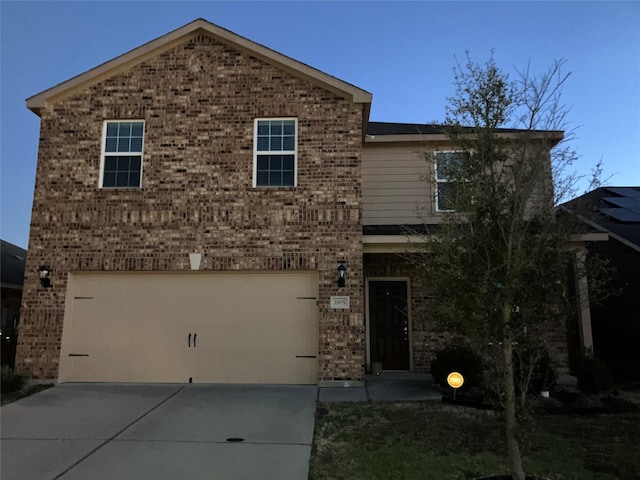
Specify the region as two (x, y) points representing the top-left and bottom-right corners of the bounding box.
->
(59, 271), (318, 384)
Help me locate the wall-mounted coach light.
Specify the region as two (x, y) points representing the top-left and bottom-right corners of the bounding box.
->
(337, 263), (347, 288)
(38, 265), (52, 288)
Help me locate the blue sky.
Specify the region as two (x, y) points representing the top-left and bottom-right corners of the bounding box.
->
(1, 1), (639, 248)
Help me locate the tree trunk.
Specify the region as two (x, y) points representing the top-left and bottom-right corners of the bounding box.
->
(503, 307), (526, 480)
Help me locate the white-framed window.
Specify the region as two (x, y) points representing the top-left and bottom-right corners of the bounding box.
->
(100, 120), (145, 188)
(435, 151), (467, 211)
(253, 118), (297, 187)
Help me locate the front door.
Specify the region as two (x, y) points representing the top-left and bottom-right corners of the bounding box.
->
(368, 280), (410, 370)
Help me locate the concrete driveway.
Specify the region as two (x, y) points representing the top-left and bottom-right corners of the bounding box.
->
(1, 383), (318, 480)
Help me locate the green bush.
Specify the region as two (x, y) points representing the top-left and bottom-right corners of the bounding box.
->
(430, 342), (484, 390)
(577, 356), (614, 394)
(1, 365), (25, 394)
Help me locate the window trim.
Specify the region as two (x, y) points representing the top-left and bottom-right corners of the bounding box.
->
(99, 120), (145, 189)
(434, 150), (466, 212)
(253, 117), (298, 188)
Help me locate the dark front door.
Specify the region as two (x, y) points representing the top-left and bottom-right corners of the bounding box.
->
(369, 281), (410, 370)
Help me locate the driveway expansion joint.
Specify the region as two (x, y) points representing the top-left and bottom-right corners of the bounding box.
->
(105, 438), (312, 446)
(52, 386), (185, 479)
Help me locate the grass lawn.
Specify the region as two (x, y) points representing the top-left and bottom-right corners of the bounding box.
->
(309, 400), (640, 480)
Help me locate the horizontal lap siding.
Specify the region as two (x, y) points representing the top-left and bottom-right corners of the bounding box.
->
(362, 147), (434, 225)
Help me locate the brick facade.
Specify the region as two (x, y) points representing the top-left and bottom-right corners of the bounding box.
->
(17, 33), (366, 381)
(17, 20), (571, 383)
(364, 253), (452, 373)
(364, 253), (569, 374)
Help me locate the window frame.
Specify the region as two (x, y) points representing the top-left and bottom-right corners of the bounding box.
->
(99, 120), (145, 189)
(253, 118), (298, 188)
(434, 150), (467, 212)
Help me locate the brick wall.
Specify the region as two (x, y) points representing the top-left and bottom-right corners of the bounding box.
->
(364, 253), (569, 374)
(364, 253), (450, 373)
(17, 33), (365, 381)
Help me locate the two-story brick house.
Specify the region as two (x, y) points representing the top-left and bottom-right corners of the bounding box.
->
(16, 19), (569, 385)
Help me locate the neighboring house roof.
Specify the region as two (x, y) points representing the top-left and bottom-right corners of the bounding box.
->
(562, 186), (640, 252)
(1, 240), (27, 289)
(26, 18), (372, 116)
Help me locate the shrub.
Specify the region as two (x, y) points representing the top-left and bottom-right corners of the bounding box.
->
(1, 365), (25, 394)
(514, 344), (557, 395)
(577, 356), (614, 394)
(430, 341), (484, 390)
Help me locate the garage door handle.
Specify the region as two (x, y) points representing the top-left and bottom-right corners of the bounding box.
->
(193, 333), (197, 348)
(188, 333), (191, 348)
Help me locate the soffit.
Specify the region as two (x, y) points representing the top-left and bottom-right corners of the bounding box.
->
(27, 18), (372, 115)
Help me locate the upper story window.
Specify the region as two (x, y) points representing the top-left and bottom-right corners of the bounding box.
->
(253, 118), (297, 187)
(101, 121), (145, 188)
(435, 151), (467, 211)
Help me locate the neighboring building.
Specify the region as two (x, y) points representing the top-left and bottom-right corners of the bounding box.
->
(16, 19), (568, 385)
(1, 240), (27, 367)
(563, 187), (640, 379)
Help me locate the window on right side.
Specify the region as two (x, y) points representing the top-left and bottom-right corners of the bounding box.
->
(101, 120), (145, 188)
(435, 151), (467, 212)
(254, 118), (297, 188)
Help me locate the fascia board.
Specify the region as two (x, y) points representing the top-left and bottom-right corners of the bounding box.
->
(362, 235), (428, 253)
(363, 234), (427, 244)
(211, 23), (372, 104)
(27, 27), (198, 114)
(366, 134), (450, 144)
(27, 19), (372, 115)
(365, 131), (564, 146)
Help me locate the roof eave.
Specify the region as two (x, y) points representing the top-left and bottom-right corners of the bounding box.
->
(26, 18), (372, 116)
(365, 133), (449, 144)
(364, 130), (564, 146)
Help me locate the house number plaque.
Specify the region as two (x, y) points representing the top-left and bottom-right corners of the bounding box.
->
(330, 296), (350, 309)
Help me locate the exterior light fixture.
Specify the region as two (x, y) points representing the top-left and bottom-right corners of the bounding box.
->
(38, 265), (52, 288)
(337, 263), (347, 288)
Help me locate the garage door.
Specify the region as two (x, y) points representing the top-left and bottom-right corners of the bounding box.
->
(58, 271), (318, 384)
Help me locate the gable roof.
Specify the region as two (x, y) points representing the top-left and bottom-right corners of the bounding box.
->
(562, 186), (640, 252)
(1, 240), (27, 289)
(27, 18), (372, 116)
